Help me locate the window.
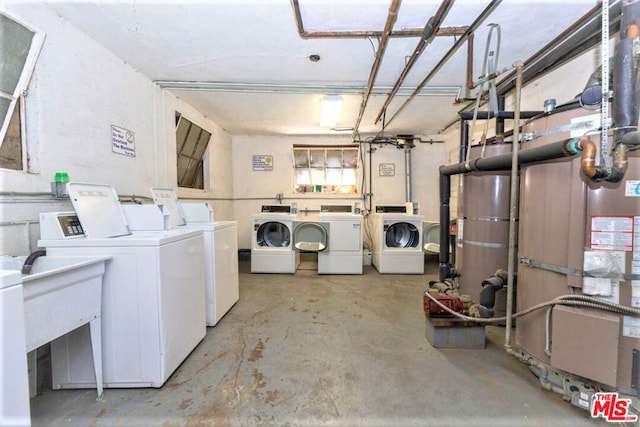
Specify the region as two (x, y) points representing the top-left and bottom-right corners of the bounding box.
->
(176, 113), (211, 190)
(293, 145), (358, 194)
(0, 12), (44, 171)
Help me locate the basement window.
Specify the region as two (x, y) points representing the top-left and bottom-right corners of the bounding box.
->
(0, 12), (44, 171)
(293, 145), (358, 194)
(176, 113), (211, 190)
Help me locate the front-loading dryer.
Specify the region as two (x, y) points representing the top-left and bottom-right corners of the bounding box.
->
(251, 205), (299, 273)
(371, 205), (424, 274)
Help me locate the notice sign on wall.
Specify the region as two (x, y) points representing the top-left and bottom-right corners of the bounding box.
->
(379, 163), (395, 176)
(111, 125), (136, 157)
(252, 155), (273, 171)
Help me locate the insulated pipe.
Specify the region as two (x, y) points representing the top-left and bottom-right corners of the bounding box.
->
(438, 137), (586, 281)
(374, 0), (456, 125)
(459, 120), (469, 163)
(351, 0), (401, 139)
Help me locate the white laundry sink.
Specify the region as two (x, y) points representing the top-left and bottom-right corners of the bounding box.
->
(0, 254), (109, 399)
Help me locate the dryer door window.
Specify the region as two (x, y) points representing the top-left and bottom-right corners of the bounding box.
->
(385, 222), (419, 248)
(256, 222), (291, 247)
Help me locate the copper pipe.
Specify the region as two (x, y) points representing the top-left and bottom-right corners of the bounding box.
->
(578, 139), (598, 178)
(351, 0), (402, 139)
(373, 0), (456, 125)
(577, 139), (628, 180)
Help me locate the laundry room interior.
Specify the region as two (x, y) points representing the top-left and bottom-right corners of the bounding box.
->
(2, 0), (640, 426)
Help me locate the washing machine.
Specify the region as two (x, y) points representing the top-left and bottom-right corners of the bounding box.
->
(318, 205), (363, 274)
(0, 270), (30, 426)
(251, 205), (299, 273)
(150, 188), (239, 327)
(38, 183), (206, 389)
(371, 205), (424, 274)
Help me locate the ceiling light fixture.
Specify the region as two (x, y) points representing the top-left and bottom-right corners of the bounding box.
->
(320, 94), (342, 128)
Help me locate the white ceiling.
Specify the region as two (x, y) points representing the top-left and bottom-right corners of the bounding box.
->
(40, 0), (600, 138)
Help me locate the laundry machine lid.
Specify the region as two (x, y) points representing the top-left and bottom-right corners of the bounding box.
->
(67, 182), (131, 238)
(150, 187), (187, 227)
(293, 221), (329, 252)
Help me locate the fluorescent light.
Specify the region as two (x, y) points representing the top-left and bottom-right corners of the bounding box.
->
(320, 95), (342, 128)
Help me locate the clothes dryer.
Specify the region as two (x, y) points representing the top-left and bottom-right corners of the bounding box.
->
(251, 205), (298, 273)
(318, 205), (363, 274)
(371, 205), (424, 274)
(39, 183), (206, 389)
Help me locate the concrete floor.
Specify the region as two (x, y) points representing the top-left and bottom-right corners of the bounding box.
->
(29, 256), (600, 426)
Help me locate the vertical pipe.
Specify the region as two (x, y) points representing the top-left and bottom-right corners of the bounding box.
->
(369, 142), (373, 212)
(439, 173), (451, 281)
(459, 120), (469, 162)
(405, 145), (412, 202)
(496, 95), (506, 136)
(505, 62), (523, 349)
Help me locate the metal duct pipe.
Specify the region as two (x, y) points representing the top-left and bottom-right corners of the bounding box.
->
(374, 0), (456, 125)
(405, 145), (412, 202)
(351, 0), (401, 139)
(378, 0), (503, 132)
(438, 137), (586, 281)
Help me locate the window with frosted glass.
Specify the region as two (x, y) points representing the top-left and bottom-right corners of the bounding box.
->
(293, 146), (358, 194)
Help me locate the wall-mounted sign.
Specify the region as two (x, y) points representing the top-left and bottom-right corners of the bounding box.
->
(253, 154), (273, 171)
(379, 163), (395, 177)
(111, 125), (136, 157)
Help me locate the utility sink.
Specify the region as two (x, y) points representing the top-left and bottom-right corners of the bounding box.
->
(0, 254), (110, 399)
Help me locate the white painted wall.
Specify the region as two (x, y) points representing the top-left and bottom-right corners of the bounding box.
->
(231, 134), (447, 249)
(0, 4), (233, 255)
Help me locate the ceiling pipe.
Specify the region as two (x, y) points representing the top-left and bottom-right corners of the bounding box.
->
(291, 0), (465, 39)
(496, 1), (622, 96)
(373, 0), (456, 125)
(444, 1), (622, 132)
(351, 0), (402, 140)
(376, 0), (503, 134)
(466, 31), (475, 94)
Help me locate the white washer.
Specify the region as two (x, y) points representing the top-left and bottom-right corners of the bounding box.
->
(150, 189), (239, 327)
(0, 270), (30, 427)
(318, 205), (363, 274)
(251, 206), (299, 273)
(371, 205), (424, 274)
(39, 183), (206, 389)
